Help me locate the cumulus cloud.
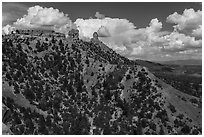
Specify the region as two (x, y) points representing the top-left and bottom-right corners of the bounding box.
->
(113, 18), (165, 55)
(192, 25), (202, 37)
(74, 15), (202, 61)
(162, 31), (202, 52)
(13, 5), (72, 30)
(95, 12), (105, 19)
(2, 5), (201, 61)
(54, 20), (77, 34)
(148, 18), (162, 32)
(97, 26), (111, 37)
(167, 8), (202, 37)
(2, 24), (15, 35)
(74, 17), (136, 40)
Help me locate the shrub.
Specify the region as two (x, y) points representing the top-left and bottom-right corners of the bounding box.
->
(126, 74), (131, 80)
(168, 103), (176, 113)
(181, 125), (190, 134)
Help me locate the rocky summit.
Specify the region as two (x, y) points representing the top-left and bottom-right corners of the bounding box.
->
(2, 29), (202, 135)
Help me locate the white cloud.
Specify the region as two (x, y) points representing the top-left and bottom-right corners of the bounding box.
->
(74, 18), (164, 55)
(162, 31), (202, 52)
(148, 18), (162, 32)
(2, 5), (201, 61)
(2, 24), (15, 35)
(54, 20), (77, 34)
(74, 17), (136, 39)
(118, 18), (165, 56)
(95, 12), (105, 19)
(192, 25), (202, 37)
(14, 5), (72, 30)
(97, 26), (111, 37)
(166, 8), (202, 37)
(74, 15), (202, 61)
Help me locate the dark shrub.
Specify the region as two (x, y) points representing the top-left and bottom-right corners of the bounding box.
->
(126, 74), (131, 80)
(181, 125), (190, 134)
(168, 103), (176, 113)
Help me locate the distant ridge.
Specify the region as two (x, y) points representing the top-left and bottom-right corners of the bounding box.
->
(135, 59), (164, 67)
(158, 59), (202, 66)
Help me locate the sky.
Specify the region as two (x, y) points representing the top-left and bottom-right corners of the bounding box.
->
(2, 2), (202, 61)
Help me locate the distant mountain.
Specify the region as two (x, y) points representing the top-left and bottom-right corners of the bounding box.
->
(158, 59), (202, 66)
(135, 59), (176, 73)
(135, 59), (164, 67)
(2, 29), (202, 135)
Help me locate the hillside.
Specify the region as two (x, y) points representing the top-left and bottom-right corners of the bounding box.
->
(2, 29), (202, 135)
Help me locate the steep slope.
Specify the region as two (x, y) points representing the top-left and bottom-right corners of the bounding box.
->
(2, 30), (202, 135)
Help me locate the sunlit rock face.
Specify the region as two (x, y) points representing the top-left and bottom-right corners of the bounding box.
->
(92, 31), (99, 41)
(93, 32), (99, 39)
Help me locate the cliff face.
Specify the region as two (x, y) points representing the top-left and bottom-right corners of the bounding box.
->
(2, 30), (202, 135)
